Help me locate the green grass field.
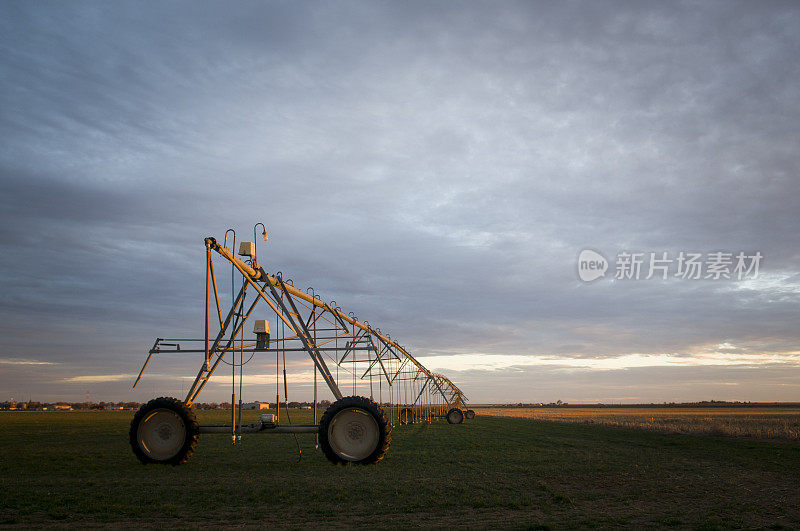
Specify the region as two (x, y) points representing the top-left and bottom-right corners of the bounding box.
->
(1, 409), (799, 528)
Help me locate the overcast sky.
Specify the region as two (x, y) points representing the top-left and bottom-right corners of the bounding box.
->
(1, 1), (799, 404)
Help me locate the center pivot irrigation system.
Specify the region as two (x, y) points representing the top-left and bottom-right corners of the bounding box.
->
(131, 225), (474, 465)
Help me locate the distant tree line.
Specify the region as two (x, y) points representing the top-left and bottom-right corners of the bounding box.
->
(495, 400), (787, 409)
(6, 398), (789, 412)
(1, 399), (335, 411)
(0, 400), (142, 411)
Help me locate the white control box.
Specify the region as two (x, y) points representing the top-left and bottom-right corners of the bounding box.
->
(238, 241), (255, 258)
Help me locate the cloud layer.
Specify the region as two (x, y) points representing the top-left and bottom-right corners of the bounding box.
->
(1, 1), (799, 402)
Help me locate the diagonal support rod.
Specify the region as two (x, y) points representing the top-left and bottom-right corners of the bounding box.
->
(184, 285), (248, 405)
(268, 277), (343, 400)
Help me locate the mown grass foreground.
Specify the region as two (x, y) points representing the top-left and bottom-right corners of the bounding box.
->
(1, 410), (799, 528)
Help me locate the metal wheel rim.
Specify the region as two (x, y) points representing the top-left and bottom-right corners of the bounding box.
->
(137, 408), (187, 460)
(448, 409), (462, 423)
(328, 407), (380, 461)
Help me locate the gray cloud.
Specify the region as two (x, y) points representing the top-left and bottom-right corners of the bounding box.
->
(1, 0), (799, 402)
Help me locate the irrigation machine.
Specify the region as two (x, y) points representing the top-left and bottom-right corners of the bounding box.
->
(131, 225), (474, 465)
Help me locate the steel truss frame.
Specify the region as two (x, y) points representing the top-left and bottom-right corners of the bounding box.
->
(133, 234), (468, 433)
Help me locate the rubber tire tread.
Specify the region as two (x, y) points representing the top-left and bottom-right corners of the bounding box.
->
(465, 409), (476, 420)
(129, 397), (199, 465)
(318, 396), (391, 465)
(446, 407), (464, 424)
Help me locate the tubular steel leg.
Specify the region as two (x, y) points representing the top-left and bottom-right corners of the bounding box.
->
(268, 277), (343, 400)
(185, 285), (247, 405)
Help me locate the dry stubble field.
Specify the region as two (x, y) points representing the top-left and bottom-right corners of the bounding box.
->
(476, 405), (800, 441)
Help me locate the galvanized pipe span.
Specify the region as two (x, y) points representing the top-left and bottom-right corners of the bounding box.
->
(130, 229), (471, 468)
(206, 236), (435, 379)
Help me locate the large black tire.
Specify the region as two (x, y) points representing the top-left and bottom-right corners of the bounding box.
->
(319, 396), (391, 465)
(130, 397), (199, 465)
(446, 407), (464, 424)
(465, 409), (476, 420)
(399, 407), (415, 425)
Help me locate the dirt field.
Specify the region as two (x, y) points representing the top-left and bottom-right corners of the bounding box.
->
(476, 406), (800, 441)
(1, 409), (799, 528)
